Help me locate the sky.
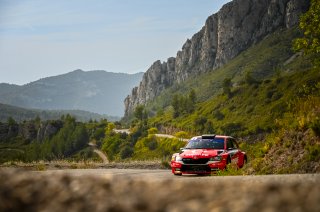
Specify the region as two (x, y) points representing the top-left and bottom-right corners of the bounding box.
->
(0, 0), (231, 85)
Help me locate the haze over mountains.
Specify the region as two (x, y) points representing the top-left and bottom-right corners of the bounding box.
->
(0, 70), (143, 117)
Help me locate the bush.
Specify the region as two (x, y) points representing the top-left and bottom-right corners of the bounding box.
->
(310, 118), (320, 137)
(147, 140), (158, 150)
(175, 131), (189, 139)
(213, 110), (225, 120)
(120, 146), (134, 159)
(148, 127), (158, 135)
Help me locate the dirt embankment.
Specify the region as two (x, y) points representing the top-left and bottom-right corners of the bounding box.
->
(0, 169), (319, 212)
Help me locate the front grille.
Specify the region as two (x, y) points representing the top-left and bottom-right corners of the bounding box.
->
(181, 165), (211, 173)
(182, 158), (209, 164)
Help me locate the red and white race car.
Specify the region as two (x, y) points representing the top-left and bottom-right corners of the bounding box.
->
(171, 134), (247, 175)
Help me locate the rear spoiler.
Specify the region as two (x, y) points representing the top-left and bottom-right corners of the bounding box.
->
(201, 134), (216, 139)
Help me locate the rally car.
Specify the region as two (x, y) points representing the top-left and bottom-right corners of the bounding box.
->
(171, 134), (247, 175)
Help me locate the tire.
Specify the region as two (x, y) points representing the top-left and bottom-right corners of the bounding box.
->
(240, 155), (247, 168)
(227, 157), (231, 164)
(174, 173), (182, 176)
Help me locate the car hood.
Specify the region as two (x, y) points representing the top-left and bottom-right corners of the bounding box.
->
(180, 149), (223, 158)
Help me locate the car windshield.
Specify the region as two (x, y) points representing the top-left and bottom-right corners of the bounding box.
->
(185, 138), (225, 149)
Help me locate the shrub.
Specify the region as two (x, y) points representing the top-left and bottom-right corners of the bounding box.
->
(148, 127), (158, 135)
(175, 131), (189, 139)
(147, 140), (158, 150)
(120, 146), (134, 159)
(310, 118), (320, 137)
(213, 110), (225, 120)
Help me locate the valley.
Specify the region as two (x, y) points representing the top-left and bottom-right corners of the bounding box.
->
(0, 0), (318, 176)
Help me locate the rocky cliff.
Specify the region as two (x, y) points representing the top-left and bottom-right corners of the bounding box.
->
(0, 121), (63, 143)
(124, 0), (309, 117)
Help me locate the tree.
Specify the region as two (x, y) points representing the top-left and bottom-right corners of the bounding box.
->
(148, 127), (158, 135)
(7, 117), (16, 126)
(188, 89), (196, 104)
(172, 94), (181, 118)
(293, 0), (320, 66)
(120, 145), (134, 159)
(134, 105), (146, 121)
(194, 116), (208, 133)
(105, 122), (115, 135)
(222, 78), (232, 97)
(244, 71), (257, 85)
(171, 91), (196, 118)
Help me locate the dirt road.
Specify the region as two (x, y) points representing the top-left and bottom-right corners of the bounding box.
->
(88, 142), (109, 164)
(0, 168), (319, 211)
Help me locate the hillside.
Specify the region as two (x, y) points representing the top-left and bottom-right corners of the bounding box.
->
(129, 27), (320, 173)
(147, 27), (317, 135)
(0, 70), (143, 117)
(124, 0), (309, 117)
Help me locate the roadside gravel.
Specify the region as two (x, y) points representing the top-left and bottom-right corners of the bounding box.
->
(0, 169), (319, 212)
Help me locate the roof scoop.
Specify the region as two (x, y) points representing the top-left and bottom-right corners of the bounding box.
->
(201, 134), (216, 139)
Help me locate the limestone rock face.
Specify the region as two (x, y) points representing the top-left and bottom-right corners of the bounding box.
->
(0, 123), (19, 141)
(124, 0), (309, 117)
(0, 121), (63, 142)
(36, 121), (63, 142)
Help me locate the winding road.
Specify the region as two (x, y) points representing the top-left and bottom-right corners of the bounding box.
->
(38, 168), (319, 184)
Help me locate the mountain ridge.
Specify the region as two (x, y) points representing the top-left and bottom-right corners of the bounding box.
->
(124, 0), (309, 117)
(0, 102), (118, 122)
(0, 70), (143, 117)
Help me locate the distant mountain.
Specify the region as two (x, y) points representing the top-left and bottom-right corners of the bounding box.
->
(0, 103), (119, 122)
(0, 70), (143, 117)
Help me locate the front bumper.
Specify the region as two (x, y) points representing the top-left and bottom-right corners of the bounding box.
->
(171, 161), (226, 175)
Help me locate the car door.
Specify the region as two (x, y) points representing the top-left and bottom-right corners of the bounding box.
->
(226, 138), (240, 165)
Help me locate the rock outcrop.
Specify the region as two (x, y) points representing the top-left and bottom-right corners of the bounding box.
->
(36, 121), (63, 142)
(0, 121), (63, 143)
(124, 0), (309, 117)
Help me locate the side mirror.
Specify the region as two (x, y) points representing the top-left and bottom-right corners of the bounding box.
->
(180, 148), (185, 151)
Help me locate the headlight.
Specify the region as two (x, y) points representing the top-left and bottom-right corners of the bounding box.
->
(172, 155), (183, 161)
(176, 156), (182, 161)
(209, 156), (222, 162)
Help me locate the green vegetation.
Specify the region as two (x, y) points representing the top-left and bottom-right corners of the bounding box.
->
(148, 27), (315, 137)
(0, 115), (91, 163)
(100, 106), (185, 162)
(1, 5), (319, 174)
(132, 135), (185, 161)
(0, 103), (119, 122)
(125, 17), (320, 173)
(293, 0), (320, 66)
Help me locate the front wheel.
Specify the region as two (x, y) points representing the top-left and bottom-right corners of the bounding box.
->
(174, 173), (182, 176)
(242, 155), (248, 168)
(225, 157), (231, 170)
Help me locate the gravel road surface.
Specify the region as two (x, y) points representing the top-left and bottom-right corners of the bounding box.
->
(0, 168), (319, 212)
